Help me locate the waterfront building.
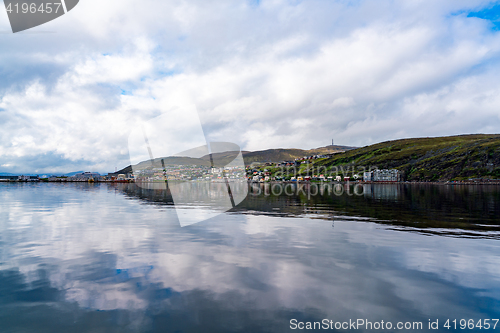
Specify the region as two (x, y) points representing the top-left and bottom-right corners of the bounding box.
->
(363, 169), (400, 182)
(18, 175), (39, 182)
(0, 175), (18, 181)
(363, 172), (372, 181)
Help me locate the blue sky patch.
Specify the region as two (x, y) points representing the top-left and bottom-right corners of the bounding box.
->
(158, 70), (178, 77)
(248, 0), (260, 8)
(467, 2), (500, 30)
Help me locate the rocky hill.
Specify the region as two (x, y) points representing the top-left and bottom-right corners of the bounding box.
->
(241, 145), (355, 164)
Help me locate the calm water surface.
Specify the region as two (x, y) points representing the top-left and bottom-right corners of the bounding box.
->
(0, 182), (499, 332)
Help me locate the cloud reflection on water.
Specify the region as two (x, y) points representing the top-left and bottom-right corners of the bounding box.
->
(0, 183), (499, 332)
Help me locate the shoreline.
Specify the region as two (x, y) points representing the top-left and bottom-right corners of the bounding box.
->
(2, 179), (500, 185)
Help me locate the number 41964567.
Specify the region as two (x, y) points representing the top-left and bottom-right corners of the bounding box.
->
(444, 319), (499, 330)
(5, 2), (62, 14)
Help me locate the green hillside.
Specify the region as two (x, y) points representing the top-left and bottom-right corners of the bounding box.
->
(242, 148), (307, 164)
(113, 135), (500, 181)
(313, 134), (500, 181)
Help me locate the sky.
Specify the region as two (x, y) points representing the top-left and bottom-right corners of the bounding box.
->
(1, 0), (500, 174)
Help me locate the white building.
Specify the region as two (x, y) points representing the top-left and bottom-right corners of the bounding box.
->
(363, 172), (372, 181)
(18, 175), (39, 182)
(364, 169), (400, 182)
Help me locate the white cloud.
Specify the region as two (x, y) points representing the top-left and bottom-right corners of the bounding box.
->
(0, 0), (500, 173)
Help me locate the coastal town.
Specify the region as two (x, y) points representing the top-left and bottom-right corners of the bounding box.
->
(0, 168), (401, 183)
(2, 134), (499, 184)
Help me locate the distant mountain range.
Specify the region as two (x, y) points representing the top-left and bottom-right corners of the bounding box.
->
(61, 171), (86, 177)
(0, 171), (95, 177)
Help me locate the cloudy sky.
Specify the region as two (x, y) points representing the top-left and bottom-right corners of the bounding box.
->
(1, 0), (500, 174)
